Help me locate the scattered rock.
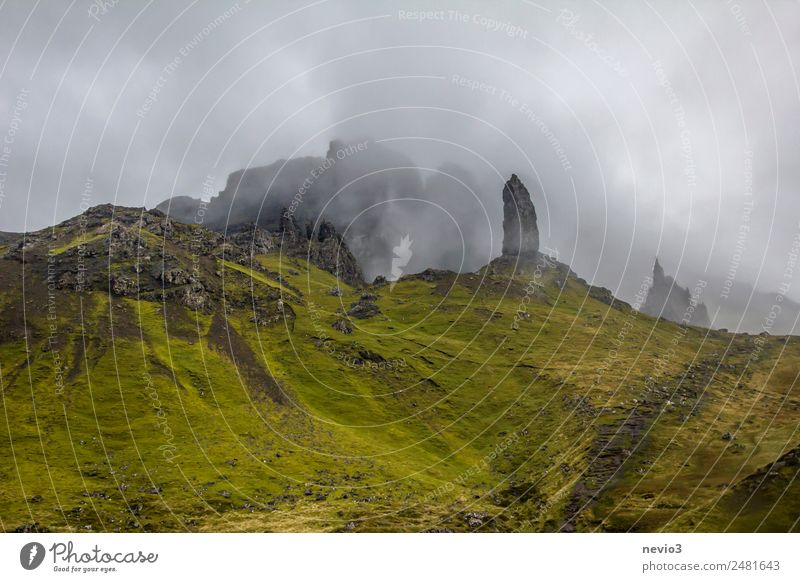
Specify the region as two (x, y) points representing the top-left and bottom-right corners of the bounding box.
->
(155, 266), (191, 285)
(347, 301), (381, 319)
(182, 284), (208, 310)
(418, 268), (449, 282)
(111, 273), (138, 296)
(357, 349), (385, 363)
(82, 490), (110, 499)
(14, 522), (51, 533)
(464, 511), (489, 528)
(333, 318), (353, 334)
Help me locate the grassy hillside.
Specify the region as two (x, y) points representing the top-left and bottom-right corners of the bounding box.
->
(0, 206), (798, 532)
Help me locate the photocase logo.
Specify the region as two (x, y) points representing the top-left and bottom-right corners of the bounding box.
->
(389, 234), (413, 290)
(20, 542), (46, 570)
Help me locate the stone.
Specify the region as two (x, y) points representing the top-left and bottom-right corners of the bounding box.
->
(182, 286), (208, 310)
(347, 301), (380, 319)
(110, 274), (138, 296)
(502, 174), (539, 257)
(464, 511), (489, 528)
(154, 265), (191, 285)
(332, 318), (353, 334)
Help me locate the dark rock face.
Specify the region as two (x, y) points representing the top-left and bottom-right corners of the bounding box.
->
(279, 212), (305, 243)
(269, 212), (363, 286)
(307, 220), (363, 287)
(643, 258), (710, 327)
(154, 140), (424, 282)
(502, 174), (539, 257)
(310, 236), (362, 287)
(227, 213), (363, 286)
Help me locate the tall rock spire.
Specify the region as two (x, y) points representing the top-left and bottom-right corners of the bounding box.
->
(643, 257), (710, 327)
(502, 174), (539, 257)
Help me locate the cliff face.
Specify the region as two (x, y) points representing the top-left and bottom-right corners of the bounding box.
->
(154, 140), (425, 281)
(271, 212), (363, 286)
(643, 258), (710, 327)
(501, 174), (539, 257)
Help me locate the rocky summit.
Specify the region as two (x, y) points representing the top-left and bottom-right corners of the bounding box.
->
(643, 258), (710, 327)
(501, 174), (539, 257)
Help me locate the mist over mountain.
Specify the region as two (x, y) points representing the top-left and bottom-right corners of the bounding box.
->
(642, 258), (710, 328)
(4, 0), (800, 551)
(158, 139), (501, 282)
(155, 138), (799, 336)
(3, 2), (799, 331)
(683, 266), (800, 336)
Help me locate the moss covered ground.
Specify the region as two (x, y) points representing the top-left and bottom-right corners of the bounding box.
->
(1, 209), (798, 532)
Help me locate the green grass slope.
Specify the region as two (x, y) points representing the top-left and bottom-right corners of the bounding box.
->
(0, 207), (798, 532)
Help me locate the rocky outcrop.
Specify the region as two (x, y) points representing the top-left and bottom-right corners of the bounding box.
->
(274, 213), (363, 286)
(307, 220), (363, 287)
(642, 258), (710, 327)
(154, 140), (492, 282)
(154, 266), (191, 286)
(347, 298), (381, 319)
(278, 211), (306, 244)
(332, 318), (353, 334)
(228, 215), (363, 286)
(502, 174), (539, 257)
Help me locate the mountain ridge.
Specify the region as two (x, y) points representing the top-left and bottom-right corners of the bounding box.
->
(1, 176), (799, 533)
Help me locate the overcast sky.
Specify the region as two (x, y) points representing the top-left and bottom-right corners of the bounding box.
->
(1, 0), (799, 306)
